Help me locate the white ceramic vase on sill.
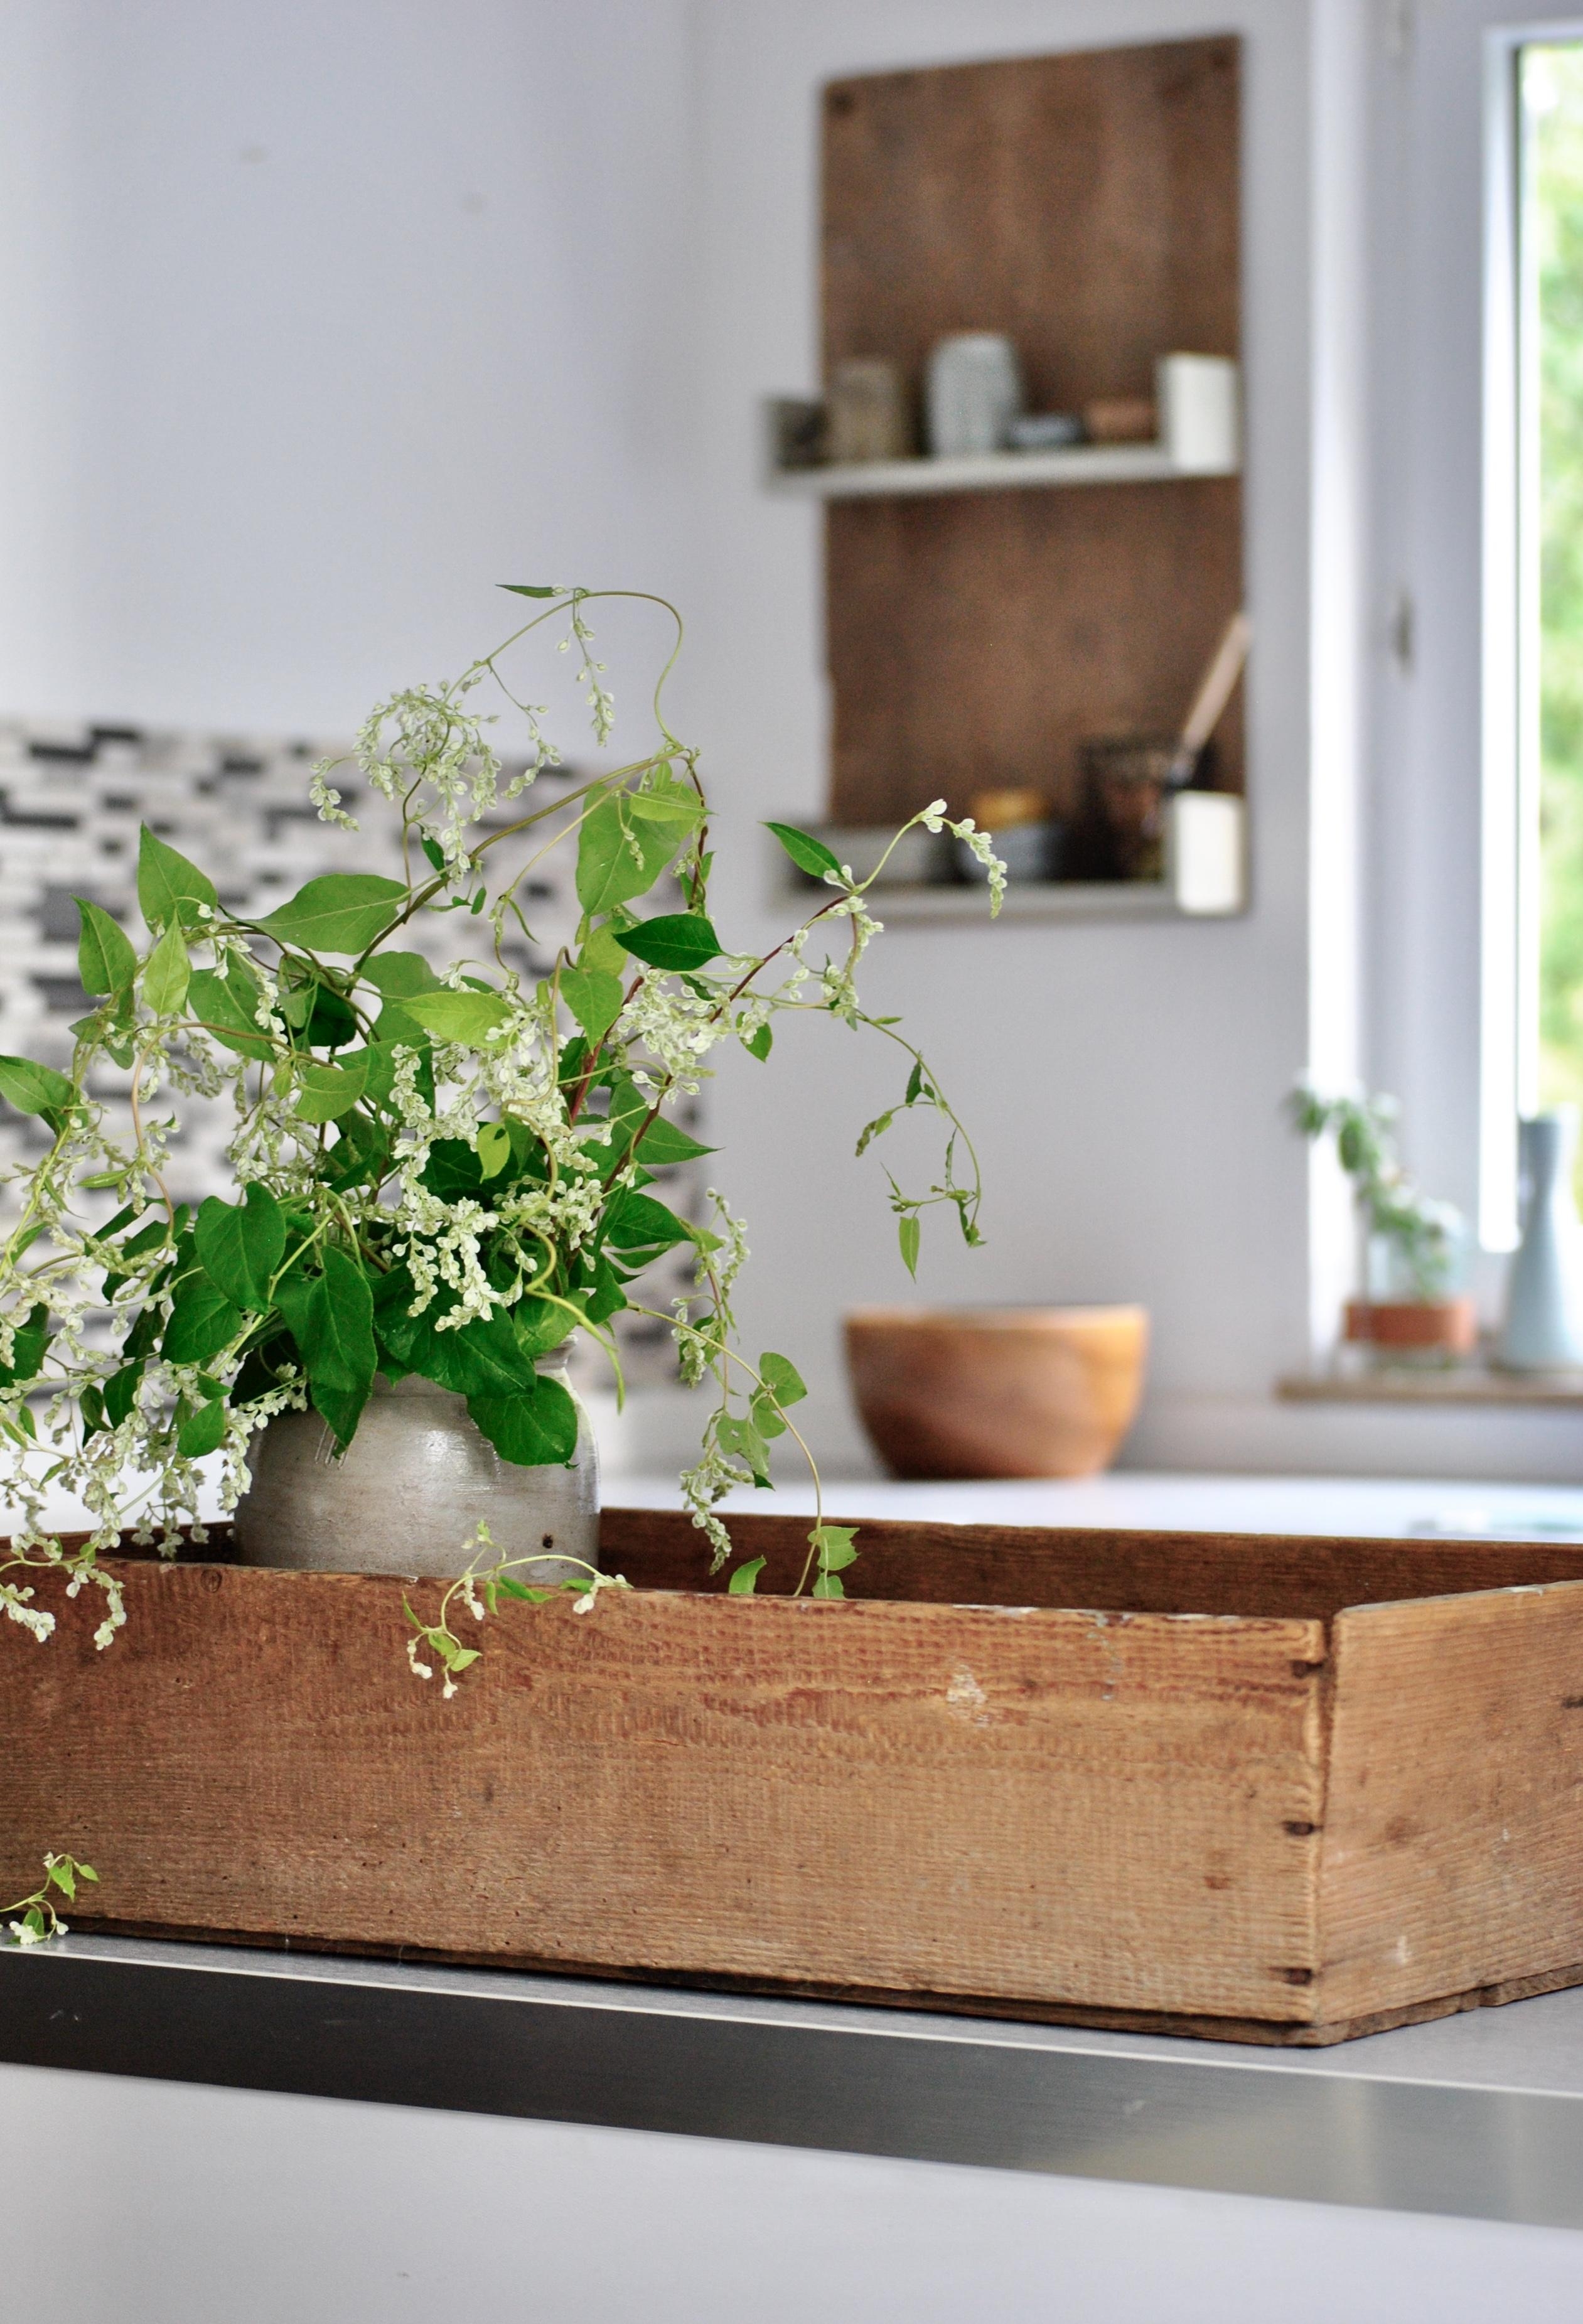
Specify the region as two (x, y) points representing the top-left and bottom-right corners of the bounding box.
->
(232, 1348), (599, 1580)
(1499, 1110), (1583, 1372)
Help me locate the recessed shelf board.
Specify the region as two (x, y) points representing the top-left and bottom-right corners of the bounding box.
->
(790, 880), (1235, 925)
(768, 441), (1236, 500)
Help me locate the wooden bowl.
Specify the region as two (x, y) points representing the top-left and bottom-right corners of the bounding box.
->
(844, 1305), (1149, 1480)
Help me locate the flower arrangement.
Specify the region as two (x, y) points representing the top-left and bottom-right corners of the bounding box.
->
(0, 586), (1000, 1679)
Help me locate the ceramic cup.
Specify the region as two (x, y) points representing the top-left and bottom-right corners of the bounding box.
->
(925, 335), (1024, 457)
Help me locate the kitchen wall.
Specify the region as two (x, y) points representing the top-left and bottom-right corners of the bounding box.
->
(0, 0), (1574, 1480)
(0, 0), (704, 731)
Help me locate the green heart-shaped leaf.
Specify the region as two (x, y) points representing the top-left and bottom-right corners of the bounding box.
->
(75, 899), (137, 997)
(614, 913), (722, 972)
(400, 988), (513, 1044)
(257, 874), (407, 955)
(137, 826), (217, 930)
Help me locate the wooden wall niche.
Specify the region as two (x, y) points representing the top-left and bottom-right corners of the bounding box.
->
(822, 37), (1242, 832)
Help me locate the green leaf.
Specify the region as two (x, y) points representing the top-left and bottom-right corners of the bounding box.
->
(380, 1301), (538, 1397)
(727, 1556), (766, 1596)
(137, 825), (217, 930)
(499, 583), (562, 598)
(292, 1057), (370, 1122)
(0, 1055), (75, 1116)
(46, 1859), (76, 1900)
(75, 899), (137, 996)
(905, 1060), (925, 1106)
(476, 1122), (512, 1181)
(310, 1377), (370, 1448)
(627, 1114), (714, 1166)
(898, 1214), (921, 1278)
(575, 796), (675, 915)
(360, 951), (441, 998)
(275, 1247), (377, 1394)
(493, 1574), (552, 1603)
(811, 1573), (846, 1599)
(400, 987), (513, 1044)
(559, 965), (624, 1043)
(758, 1352), (807, 1407)
(419, 1139), (483, 1202)
(749, 1389), (786, 1441)
(195, 1184), (286, 1312)
(301, 983), (359, 1051)
(855, 1111), (894, 1158)
(188, 966), (276, 1061)
(614, 913), (722, 972)
(603, 1190), (694, 1256)
(765, 820), (843, 880)
(176, 1398), (228, 1459)
(584, 1253), (628, 1325)
(103, 1365), (141, 1426)
(419, 835), (446, 874)
(513, 1296), (572, 1357)
(162, 1275), (245, 1367)
(373, 1001), (433, 1055)
(256, 873), (407, 956)
(813, 1524), (859, 1573)
(743, 1022), (773, 1062)
(628, 783), (704, 833)
(0, 1303), (50, 1389)
(717, 1412), (771, 1483)
(468, 1375), (579, 1466)
(141, 920), (191, 1016)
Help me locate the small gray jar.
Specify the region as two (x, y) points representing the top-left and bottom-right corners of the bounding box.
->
(232, 1348), (599, 1581)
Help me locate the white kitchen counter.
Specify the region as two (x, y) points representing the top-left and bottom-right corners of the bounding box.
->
(608, 1466), (1583, 1542)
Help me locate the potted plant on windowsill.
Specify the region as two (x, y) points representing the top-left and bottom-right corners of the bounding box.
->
(1289, 1083), (1474, 1365)
(0, 583), (1004, 1684)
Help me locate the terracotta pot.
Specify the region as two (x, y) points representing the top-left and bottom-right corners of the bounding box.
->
(1343, 1299), (1478, 1354)
(844, 1305), (1148, 1480)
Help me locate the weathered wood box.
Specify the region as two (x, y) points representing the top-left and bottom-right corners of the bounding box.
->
(10, 1509), (1583, 2044)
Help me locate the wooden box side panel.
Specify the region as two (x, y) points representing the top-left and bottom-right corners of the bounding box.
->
(601, 1507), (1583, 1620)
(5, 1564), (1327, 2024)
(1318, 1580), (1583, 2023)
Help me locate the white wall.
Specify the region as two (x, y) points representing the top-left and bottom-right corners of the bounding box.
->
(0, 0), (702, 733)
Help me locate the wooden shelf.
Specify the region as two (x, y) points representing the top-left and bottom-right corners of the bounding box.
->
(814, 40), (1244, 832)
(768, 440), (1237, 501)
(1279, 1369), (1583, 1409)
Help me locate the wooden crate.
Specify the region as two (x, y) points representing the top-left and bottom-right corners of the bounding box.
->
(9, 1509), (1583, 2045)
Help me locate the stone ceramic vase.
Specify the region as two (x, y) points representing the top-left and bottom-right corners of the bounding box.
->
(231, 1347), (599, 1580)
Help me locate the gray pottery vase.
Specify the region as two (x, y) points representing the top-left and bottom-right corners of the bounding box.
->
(232, 1349), (599, 1580)
(1498, 1110), (1583, 1371)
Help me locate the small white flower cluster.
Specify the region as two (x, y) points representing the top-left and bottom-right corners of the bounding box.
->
(308, 760), (358, 832)
(356, 672), (510, 876)
(921, 799), (1007, 915)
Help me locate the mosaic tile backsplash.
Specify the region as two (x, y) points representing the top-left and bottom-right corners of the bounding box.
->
(0, 716), (690, 1389)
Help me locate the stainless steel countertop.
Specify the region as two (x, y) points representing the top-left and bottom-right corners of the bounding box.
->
(5, 1934), (1583, 2227)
